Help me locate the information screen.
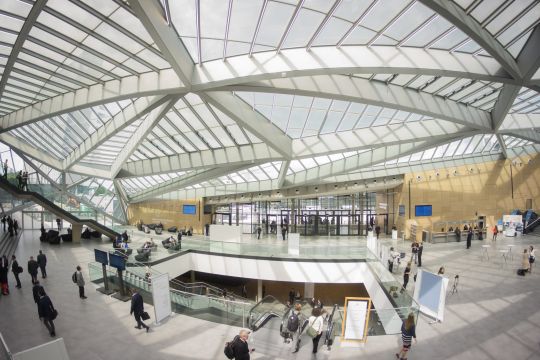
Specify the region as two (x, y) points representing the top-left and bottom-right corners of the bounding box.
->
(415, 205), (432, 217)
(183, 204), (196, 215)
(109, 253), (126, 271)
(94, 249), (108, 265)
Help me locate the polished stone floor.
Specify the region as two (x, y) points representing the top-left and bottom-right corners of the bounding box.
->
(0, 230), (539, 359)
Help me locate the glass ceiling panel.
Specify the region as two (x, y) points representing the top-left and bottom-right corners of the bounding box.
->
(236, 91), (435, 138)
(511, 88), (540, 114)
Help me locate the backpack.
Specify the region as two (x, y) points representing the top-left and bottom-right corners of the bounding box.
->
(287, 311), (299, 332)
(72, 272), (77, 283)
(224, 335), (238, 359)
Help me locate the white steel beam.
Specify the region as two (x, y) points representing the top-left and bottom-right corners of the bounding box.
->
(63, 96), (172, 169)
(284, 135), (462, 187)
(129, 0), (194, 87)
(418, 0), (521, 80)
(277, 160), (290, 188)
(0, 0), (48, 101)
(200, 91), (293, 158)
(0, 68), (184, 132)
(129, 163), (261, 202)
(110, 96), (179, 178)
(491, 26), (540, 131)
(224, 75), (493, 130)
(192, 46), (513, 90)
(0, 133), (63, 169)
(505, 129), (540, 144)
(118, 143), (280, 178)
(496, 133), (508, 159)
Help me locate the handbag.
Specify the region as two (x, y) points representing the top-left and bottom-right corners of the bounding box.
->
(17, 266), (23, 274)
(141, 311), (150, 321)
(306, 317), (320, 338)
(50, 309), (58, 320)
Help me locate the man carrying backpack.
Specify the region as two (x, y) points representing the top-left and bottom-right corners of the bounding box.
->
(73, 266), (87, 299)
(224, 329), (253, 360)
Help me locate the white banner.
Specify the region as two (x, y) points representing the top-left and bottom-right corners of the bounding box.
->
(150, 273), (172, 324)
(344, 300), (369, 340)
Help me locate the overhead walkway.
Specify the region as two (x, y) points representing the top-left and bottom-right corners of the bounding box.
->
(0, 176), (119, 240)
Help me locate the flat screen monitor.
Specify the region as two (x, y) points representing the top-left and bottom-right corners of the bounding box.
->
(183, 204), (196, 215)
(109, 253), (126, 271)
(94, 249), (108, 265)
(415, 205), (432, 217)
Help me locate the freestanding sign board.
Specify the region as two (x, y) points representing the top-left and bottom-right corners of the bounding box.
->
(413, 269), (449, 322)
(341, 297), (372, 343)
(150, 273), (172, 325)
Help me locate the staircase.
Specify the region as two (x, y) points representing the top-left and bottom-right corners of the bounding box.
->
(0, 230), (22, 258)
(0, 177), (119, 240)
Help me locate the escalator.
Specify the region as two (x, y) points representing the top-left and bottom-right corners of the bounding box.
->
(0, 176), (119, 239)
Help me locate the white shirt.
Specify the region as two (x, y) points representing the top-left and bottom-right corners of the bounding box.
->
(308, 316), (324, 334)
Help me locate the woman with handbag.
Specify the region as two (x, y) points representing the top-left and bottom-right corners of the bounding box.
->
(306, 307), (324, 354)
(38, 287), (57, 337)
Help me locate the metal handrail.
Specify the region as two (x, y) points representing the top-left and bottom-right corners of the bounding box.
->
(525, 216), (540, 230)
(0, 332), (13, 360)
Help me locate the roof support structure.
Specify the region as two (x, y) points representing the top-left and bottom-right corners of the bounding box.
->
(0, 0), (48, 101)
(496, 133), (508, 159)
(118, 143), (280, 178)
(224, 75), (493, 130)
(418, 0), (521, 79)
(200, 91), (293, 158)
(109, 96), (179, 178)
(284, 135), (462, 187)
(277, 160), (289, 188)
(63, 96), (172, 169)
(129, 163), (262, 202)
(129, 0), (194, 87)
(0, 68), (184, 132)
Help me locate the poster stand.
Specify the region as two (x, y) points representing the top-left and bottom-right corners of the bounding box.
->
(111, 269), (130, 302)
(341, 297), (372, 343)
(412, 270), (448, 322)
(97, 263), (115, 295)
(151, 273), (172, 325)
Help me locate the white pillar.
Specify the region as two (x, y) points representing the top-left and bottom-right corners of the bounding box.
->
(304, 282), (315, 299)
(257, 279), (263, 302)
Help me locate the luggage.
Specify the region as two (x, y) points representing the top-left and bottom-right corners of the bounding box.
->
(517, 269), (526, 276)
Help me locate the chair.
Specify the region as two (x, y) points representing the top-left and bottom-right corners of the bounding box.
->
(60, 233), (72, 242)
(155, 227), (163, 235)
(47, 230), (60, 244)
(137, 248), (152, 255)
(134, 251), (150, 262)
(168, 226), (177, 233)
(162, 238), (172, 249)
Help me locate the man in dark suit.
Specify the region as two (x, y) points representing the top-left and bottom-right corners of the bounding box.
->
(37, 250), (47, 278)
(37, 288), (56, 337)
(11, 255), (21, 288)
(231, 329), (253, 360)
(32, 281), (44, 316)
(130, 289), (149, 332)
(27, 256), (39, 284)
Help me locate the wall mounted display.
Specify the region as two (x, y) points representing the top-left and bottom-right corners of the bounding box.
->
(415, 205), (432, 217)
(183, 204), (196, 215)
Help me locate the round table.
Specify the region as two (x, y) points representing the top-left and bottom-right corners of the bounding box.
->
(481, 245), (491, 261)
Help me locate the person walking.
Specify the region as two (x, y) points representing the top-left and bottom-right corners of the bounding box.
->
(256, 225), (261, 240)
(492, 225), (498, 241)
(32, 280), (44, 315)
(16, 171), (22, 190)
(37, 287), (57, 337)
(27, 256), (39, 284)
(230, 329), (254, 360)
(11, 255), (21, 288)
(417, 241), (423, 267)
(388, 247), (399, 273)
(0, 255), (9, 295)
(529, 246), (536, 273)
(396, 313), (417, 360)
(307, 307), (324, 354)
(1, 216), (5, 232)
(402, 261), (411, 292)
(2, 159), (7, 178)
(7, 216), (13, 237)
(281, 225), (287, 241)
(22, 171), (28, 191)
(466, 228), (473, 249)
(13, 219), (18, 236)
(411, 242), (418, 264)
(75, 266), (87, 299)
(56, 218), (61, 232)
(37, 250), (47, 279)
(130, 289), (149, 332)
(375, 225), (381, 239)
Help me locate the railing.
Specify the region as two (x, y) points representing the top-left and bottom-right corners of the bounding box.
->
(525, 216), (540, 232)
(123, 257), (251, 303)
(88, 262), (252, 327)
(0, 174), (119, 238)
(0, 332), (13, 360)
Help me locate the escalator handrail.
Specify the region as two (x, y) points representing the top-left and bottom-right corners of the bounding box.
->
(0, 176), (119, 237)
(325, 304), (339, 343)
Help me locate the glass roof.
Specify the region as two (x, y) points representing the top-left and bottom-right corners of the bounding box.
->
(0, 0), (538, 202)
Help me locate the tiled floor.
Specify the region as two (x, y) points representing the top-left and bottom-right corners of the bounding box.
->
(0, 230), (539, 359)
